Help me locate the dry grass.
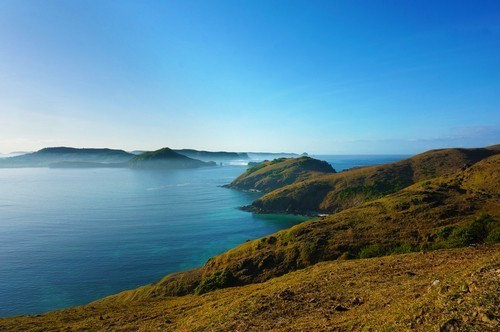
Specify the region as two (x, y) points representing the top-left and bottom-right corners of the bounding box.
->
(226, 156), (335, 193)
(1, 245), (498, 331)
(253, 145), (499, 214)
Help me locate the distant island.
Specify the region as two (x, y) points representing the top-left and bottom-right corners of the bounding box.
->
(173, 149), (249, 161)
(0, 147), (298, 169)
(128, 147), (215, 169)
(1, 144), (498, 331)
(0, 147), (134, 168)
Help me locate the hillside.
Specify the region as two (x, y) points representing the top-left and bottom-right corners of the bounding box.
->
(129, 147), (216, 169)
(96, 153), (499, 299)
(225, 156), (336, 192)
(0, 148), (498, 330)
(0, 147), (134, 168)
(247, 145), (500, 214)
(1, 245), (498, 331)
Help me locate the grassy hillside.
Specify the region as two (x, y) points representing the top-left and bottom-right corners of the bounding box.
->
(129, 147), (215, 169)
(249, 145), (499, 214)
(0, 147), (498, 331)
(225, 156), (336, 192)
(77, 153), (499, 301)
(0, 147), (134, 167)
(1, 245), (498, 331)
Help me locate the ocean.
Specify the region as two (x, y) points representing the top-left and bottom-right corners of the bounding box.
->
(0, 154), (409, 317)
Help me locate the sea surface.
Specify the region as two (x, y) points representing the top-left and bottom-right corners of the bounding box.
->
(0, 155), (409, 317)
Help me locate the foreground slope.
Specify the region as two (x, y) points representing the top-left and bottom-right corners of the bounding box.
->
(225, 156), (335, 192)
(249, 145), (499, 214)
(1, 245), (498, 331)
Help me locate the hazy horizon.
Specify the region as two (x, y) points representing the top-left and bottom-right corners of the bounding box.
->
(1, 1), (499, 154)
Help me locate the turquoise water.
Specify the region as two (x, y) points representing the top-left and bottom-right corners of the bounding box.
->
(0, 166), (309, 317)
(0, 155), (408, 317)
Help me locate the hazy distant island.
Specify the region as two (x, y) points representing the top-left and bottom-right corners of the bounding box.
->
(0, 147), (133, 168)
(0, 146), (299, 169)
(1, 144), (498, 331)
(128, 147), (216, 169)
(172, 149), (249, 161)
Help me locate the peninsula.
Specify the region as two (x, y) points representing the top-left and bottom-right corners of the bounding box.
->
(1, 145), (498, 331)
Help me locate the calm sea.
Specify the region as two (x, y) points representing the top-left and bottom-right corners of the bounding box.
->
(0, 155), (408, 317)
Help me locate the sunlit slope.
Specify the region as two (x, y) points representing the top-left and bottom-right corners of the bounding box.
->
(249, 145), (499, 214)
(225, 156), (335, 192)
(97, 154), (499, 299)
(1, 245), (498, 331)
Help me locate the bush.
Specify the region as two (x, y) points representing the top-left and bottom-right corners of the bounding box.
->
(431, 214), (499, 249)
(359, 243), (387, 259)
(391, 242), (416, 254)
(194, 270), (236, 295)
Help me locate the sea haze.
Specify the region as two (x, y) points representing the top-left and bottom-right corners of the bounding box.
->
(0, 155), (408, 317)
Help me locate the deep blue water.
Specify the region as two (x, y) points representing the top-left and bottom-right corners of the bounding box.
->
(0, 155), (409, 317)
(312, 154), (410, 172)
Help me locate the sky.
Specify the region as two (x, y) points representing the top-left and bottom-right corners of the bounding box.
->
(0, 0), (499, 154)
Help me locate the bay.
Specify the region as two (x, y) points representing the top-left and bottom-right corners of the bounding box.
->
(0, 154), (408, 317)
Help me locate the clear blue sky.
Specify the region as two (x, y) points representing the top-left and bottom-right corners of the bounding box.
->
(0, 0), (499, 154)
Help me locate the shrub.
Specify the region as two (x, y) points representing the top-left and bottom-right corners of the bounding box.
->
(194, 270), (236, 295)
(359, 243), (387, 259)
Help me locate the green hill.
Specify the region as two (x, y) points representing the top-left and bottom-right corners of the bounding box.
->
(129, 147), (215, 169)
(247, 145), (499, 214)
(225, 156), (336, 193)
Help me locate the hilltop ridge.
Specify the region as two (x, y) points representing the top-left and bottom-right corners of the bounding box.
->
(225, 156), (335, 193)
(246, 145), (500, 214)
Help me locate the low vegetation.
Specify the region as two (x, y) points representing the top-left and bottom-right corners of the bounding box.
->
(1, 145), (498, 330)
(87, 153), (499, 301)
(1, 245), (498, 331)
(225, 156), (335, 192)
(248, 145), (499, 214)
